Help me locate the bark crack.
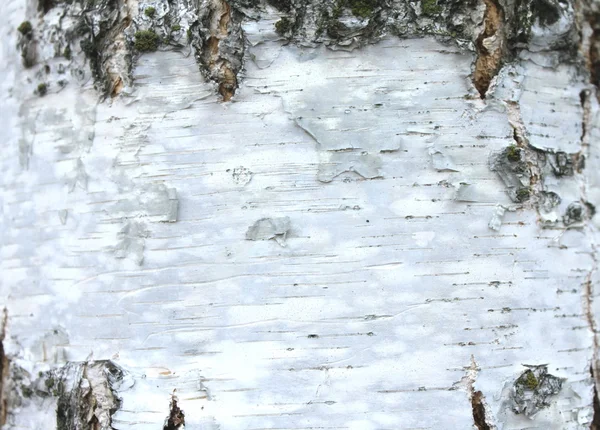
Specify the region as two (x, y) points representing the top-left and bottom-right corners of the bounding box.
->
(164, 393), (185, 430)
(0, 309), (8, 427)
(460, 355), (496, 430)
(592, 365), (600, 430)
(579, 89), (591, 149)
(472, 390), (491, 430)
(473, 0), (506, 98)
(587, 12), (600, 98)
(197, 0), (244, 101)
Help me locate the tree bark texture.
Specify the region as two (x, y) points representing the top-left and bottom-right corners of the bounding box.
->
(2, 0), (600, 428)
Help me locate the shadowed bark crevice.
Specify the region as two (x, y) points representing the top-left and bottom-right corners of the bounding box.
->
(195, 0), (244, 101)
(0, 341), (8, 427)
(164, 395), (185, 430)
(472, 390), (491, 430)
(474, 0), (505, 97)
(0, 309), (7, 427)
(592, 370), (600, 430)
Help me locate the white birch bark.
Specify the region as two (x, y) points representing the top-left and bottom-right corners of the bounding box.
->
(1, 0), (600, 429)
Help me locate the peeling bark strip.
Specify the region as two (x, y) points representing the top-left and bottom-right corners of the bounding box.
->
(196, 0), (244, 101)
(474, 0), (505, 97)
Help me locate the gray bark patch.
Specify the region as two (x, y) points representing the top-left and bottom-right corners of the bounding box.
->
(114, 221), (150, 265)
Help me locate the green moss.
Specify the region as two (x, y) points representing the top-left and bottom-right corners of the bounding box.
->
(421, 0), (442, 16)
(275, 17), (293, 35)
(516, 187), (531, 202)
(172, 24), (181, 31)
(348, 0), (376, 18)
(134, 30), (160, 52)
(36, 83), (48, 97)
(52, 379), (65, 397)
(144, 7), (156, 18)
(45, 376), (55, 389)
(506, 145), (521, 162)
(18, 21), (33, 35)
(63, 45), (71, 60)
(513, 2), (534, 44)
(21, 384), (33, 398)
(525, 371), (538, 389)
(332, 2), (343, 19)
(517, 370), (538, 390)
(186, 28), (192, 42)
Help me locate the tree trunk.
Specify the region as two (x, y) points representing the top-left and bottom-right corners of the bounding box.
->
(1, 0), (600, 428)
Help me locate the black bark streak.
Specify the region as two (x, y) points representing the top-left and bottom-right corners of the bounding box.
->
(592, 365), (600, 430)
(0, 344), (6, 426)
(164, 395), (185, 430)
(0, 309), (7, 427)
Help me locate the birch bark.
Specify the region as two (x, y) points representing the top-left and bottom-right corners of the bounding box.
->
(1, 0), (600, 429)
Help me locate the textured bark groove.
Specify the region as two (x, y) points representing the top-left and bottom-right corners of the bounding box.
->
(199, 0), (243, 101)
(2, 0), (600, 428)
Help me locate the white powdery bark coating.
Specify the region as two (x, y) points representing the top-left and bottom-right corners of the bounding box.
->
(1, 1), (599, 429)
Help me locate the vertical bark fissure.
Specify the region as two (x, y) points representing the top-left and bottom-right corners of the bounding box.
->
(463, 355), (495, 430)
(472, 391), (491, 430)
(581, 0), (600, 99)
(504, 101), (544, 204)
(474, 0), (505, 97)
(198, 0), (243, 101)
(589, 22), (600, 97)
(0, 309), (8, 427)
(164, 394), (185, 430)
(592, 368), (600, 429)
(584, 245), (599, 393)
(577, 12), (600, 408)
(580, 89), (591, 151)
